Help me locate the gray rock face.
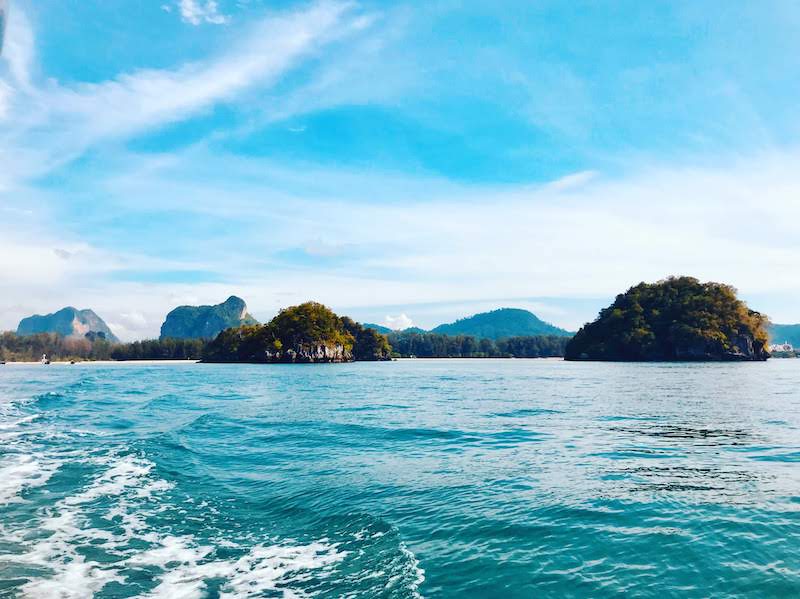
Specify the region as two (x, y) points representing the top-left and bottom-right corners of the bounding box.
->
(264, 343), (351, 363)
(17, 307), (120, 343)
(160, 296), (258, 340)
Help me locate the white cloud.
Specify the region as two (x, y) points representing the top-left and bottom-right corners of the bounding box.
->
(2, 145), (796, 337)
(177, 0), (229, 26)
(383, 314), (414, 331)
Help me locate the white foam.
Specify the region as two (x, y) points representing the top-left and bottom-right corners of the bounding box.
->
(0, 454), (55, 505)
(3, 453), (348, 598)
(133, 537), (346, 599)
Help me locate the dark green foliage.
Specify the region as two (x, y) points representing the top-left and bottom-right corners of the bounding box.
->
(203, 302), (391, 363)
(386, 331), (569, 358)
(160, 296), (258, 340)
(362, 323), (393, 335)
(17, 307), (120, 343)
(341, 317), (393, 361)
(110, 338), (206, 360)
(565, 276), (770, 361)
(496, 335), (572, 358)
(430, 308), (571, 340)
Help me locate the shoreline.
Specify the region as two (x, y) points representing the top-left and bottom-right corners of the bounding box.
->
(0, 357), (566, 366)
(0, 359), (201, 365)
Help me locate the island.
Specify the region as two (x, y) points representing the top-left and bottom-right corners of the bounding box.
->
(565, 276), (770, 361)
(202, 302), (392, 363)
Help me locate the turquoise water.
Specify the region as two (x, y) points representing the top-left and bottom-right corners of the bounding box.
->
(1, 359), (799, 598)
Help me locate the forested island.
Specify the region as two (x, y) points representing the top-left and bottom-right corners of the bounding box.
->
(565, 277), (770, 361)
(203, 302), (391, 363)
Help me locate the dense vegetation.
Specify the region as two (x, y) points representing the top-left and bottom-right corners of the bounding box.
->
(203, 302), (391, 363)
(0, 332), (203, 362)
(565, 276), (770, 361)
(160, 296), (258, 340)
(386, 332), (569, 358)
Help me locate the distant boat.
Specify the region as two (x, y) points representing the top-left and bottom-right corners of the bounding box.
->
(41, 354), (50, 365)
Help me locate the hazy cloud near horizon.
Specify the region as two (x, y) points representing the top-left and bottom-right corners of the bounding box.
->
(1, 0), (800, 340)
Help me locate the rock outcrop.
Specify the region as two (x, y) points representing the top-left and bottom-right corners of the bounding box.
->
(160, 296), (258, 340)
(17, 307), (119, 343)
(264, 343), (351, 363)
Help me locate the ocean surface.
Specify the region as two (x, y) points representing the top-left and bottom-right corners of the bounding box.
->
(1, 359), (799, 598)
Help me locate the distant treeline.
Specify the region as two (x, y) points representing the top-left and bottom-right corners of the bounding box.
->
(0, 330), (570, 362)
(386, 332), (570, 358)
(0, 332), (204, 362)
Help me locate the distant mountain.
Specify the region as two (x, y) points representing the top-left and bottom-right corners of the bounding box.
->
(363, 323), (393, 335)
(769, 324), (800, 347)
(430, 308), (572, 340)
(400, 326), (428, 334)
(160, 296), (258, 340)
(17, 307), (119, 343)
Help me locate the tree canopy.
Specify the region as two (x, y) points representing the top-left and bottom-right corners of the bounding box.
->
(565, 276), (770, 361)
(203, 302), (391, 363)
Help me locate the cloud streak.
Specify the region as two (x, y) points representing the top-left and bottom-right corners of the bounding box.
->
(0, 1), (366, 185)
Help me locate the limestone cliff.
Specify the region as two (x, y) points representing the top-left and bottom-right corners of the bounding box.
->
(160, 296), (258, 340)
(17, 307), (119, 344)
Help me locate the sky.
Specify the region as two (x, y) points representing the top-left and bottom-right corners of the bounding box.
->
(1, 0), (800, 340)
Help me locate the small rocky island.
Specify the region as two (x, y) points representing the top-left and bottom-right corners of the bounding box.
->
(203, 302), (391, 363)
(565, 276), (770, 361)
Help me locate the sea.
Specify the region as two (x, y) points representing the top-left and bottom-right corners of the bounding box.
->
(0, 359), (799, 598)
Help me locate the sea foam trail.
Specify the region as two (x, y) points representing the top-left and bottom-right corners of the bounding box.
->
(5, 452), (348, 598)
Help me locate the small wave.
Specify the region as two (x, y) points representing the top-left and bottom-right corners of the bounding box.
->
(130, 535), (346, 599)
(494, 408), (562, 418)
(0, 454), (55, 506)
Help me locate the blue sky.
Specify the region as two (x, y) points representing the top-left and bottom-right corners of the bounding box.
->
(1, 0), (800, 339)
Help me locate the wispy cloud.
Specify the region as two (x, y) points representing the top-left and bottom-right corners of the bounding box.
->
(0, 1), (367, 187)
(176, 0), (230, 26)
(5, 143), (798, 338)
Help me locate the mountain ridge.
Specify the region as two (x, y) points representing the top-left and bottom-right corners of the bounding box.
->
(364, 308), (572, 339)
